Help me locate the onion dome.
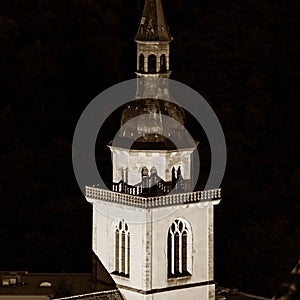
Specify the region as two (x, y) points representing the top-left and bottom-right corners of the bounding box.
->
(112, 98), (194, 150)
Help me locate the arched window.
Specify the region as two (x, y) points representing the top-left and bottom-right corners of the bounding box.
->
(141, 166), (149, 177)
(114, 220), (130, 277)
(141, 166), (149, 193)
(150, 166), (157, 175)
(167, 218), (192, 278)
(139, 53), (144, 71)
(171, 167), (177, 188)
(160, 54), (167, 72)
(150, 167), (158, 193)
(171, 166), (184, 191)
(148, 54), (156, 73)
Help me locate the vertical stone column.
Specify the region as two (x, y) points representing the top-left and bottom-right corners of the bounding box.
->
(208, 204), (214, 280)
(208, 203), (215, 300)
(142, 211), (152, 291)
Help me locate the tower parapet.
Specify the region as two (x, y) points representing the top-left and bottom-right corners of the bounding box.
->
(86, 187), (221, 209)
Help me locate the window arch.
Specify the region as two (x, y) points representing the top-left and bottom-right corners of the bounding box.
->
(167, 218), (192, 278)
(160, 54), (167, 72)
(114, 220), (130, 277)
(171, 166), (185, 191)
(150, 166), (157, 175)
(150, 166), (158, 193)
(141, 166), (149, 177)
(141, 166), (149, 193)
(148, 54), (156, 73)
(139, 53), (144, 71)
(171, 165), (184, 178)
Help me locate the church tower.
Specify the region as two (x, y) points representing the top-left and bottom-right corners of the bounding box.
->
(135, 0), (172, 78)
(85, 1), (221, 299)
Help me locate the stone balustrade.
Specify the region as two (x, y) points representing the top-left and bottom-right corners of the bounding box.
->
(86, 186), (221, 208)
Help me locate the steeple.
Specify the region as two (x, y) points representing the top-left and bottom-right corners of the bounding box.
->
(116, 0), (188, 145)
(135, 0), (172, 42)
(135, 0), (172, 78)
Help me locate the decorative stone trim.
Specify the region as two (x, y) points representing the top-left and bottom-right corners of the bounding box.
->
(86, 187), (221, 209)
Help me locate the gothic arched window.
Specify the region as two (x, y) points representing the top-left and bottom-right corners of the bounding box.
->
(139, 54), (144, 71)
(167, 218), (192, 278)
(148, 54), (156, 73)
(114, 220), (130, 277)
(160, 54), (167, 72)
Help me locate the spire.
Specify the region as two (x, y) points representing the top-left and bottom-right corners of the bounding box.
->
(135, 0), (172, 42)
(122, 0), (190, 146)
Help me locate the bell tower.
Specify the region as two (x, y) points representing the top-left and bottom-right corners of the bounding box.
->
(86, 1), (221, 299)
(134, 0), (172, 100)
(135, 0), (172, 78)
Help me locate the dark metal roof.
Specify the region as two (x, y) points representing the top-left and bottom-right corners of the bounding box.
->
(0, 272), (95, 297)
(110, 136), (195, 150)
(54, 290), (123, 300)
(117, 98), (195, 149)
(135, 0), (172, 42)
(121, 98), (185, 128)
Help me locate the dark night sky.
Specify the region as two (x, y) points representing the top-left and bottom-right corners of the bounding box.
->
(0, 0), (299, 297)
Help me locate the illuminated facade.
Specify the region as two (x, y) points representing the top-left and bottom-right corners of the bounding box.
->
(86, 0), (221, 299)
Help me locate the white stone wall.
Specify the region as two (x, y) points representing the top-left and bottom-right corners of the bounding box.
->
(151, 204), (214, 289)
(109, 146), (195, 186)
(92, 201), (149, 291)
(119, 284), (213, 300)
(90, 198), (215, 300)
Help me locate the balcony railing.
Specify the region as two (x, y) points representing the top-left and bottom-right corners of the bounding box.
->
(86, 186), (221, 209)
